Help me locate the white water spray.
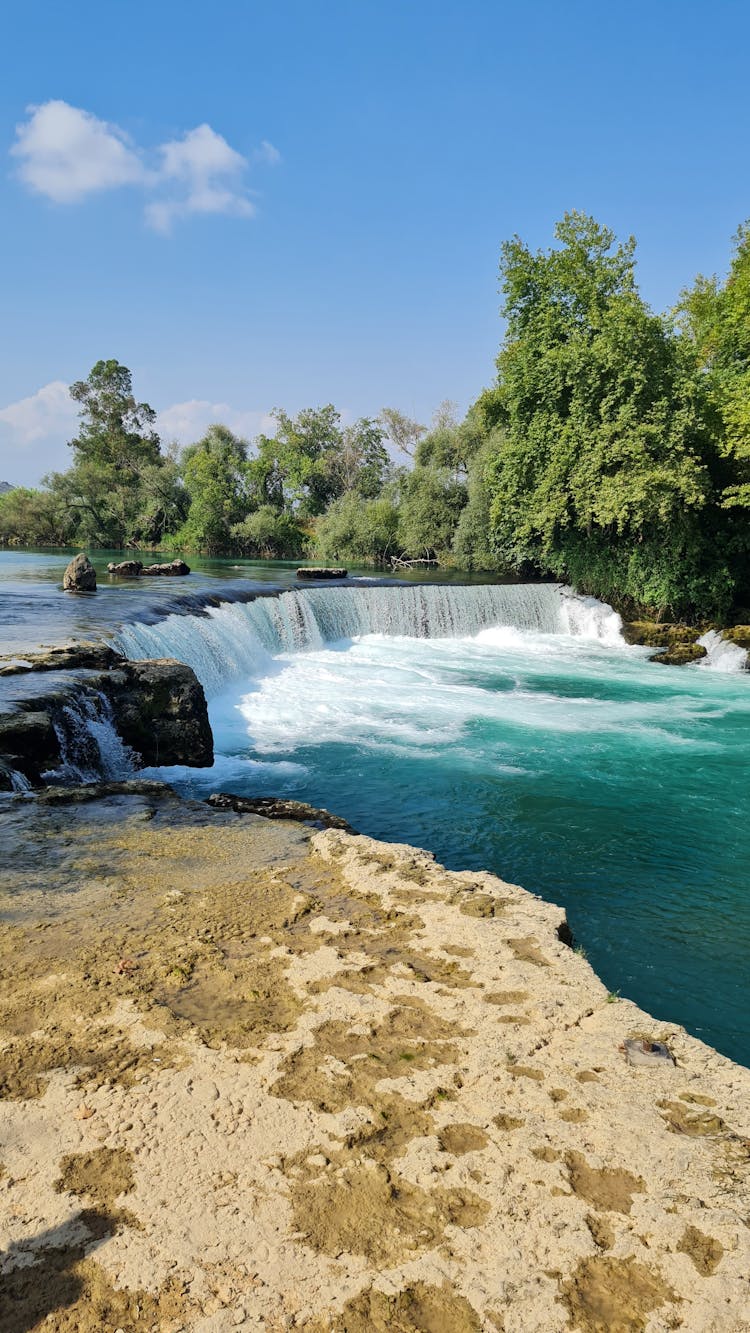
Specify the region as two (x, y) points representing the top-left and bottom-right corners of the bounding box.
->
(114, 583), (625, 696)
(697, 630), (749, 673)
(45, 691), (136, 784)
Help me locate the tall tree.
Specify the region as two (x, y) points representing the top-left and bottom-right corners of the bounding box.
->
(69, 360), (161, 470)
(60, 360), (167, 546)
(480, 213), (731, 617)
(178, 425), (250, 553)
(678, 222), (750, 510)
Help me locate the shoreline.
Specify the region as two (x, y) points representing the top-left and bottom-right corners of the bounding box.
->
(1, 781), (749, 1330)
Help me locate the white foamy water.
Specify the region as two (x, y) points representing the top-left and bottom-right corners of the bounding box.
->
(233, 628), (727, 762)
(698, 630), (749, 673)
(114, 582), (626, 697)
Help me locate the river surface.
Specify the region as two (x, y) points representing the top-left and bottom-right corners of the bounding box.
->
(2, 548), (749, 1065)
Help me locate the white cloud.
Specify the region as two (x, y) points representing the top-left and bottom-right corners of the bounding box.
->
(255, 139), (281, 166)
(156, 399), (274, 446)
(11, 101), (279, 231)
(11, 101), (146, 203)
(0, 381), (275, 485)
(146, 124), (257, 233)
(0, 380), (77, 443)
(0, 381), (78, 482)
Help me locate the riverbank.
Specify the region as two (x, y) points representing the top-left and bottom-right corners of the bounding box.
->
(1, 782), (748, 1331)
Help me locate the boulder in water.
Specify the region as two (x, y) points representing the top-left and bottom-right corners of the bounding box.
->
(296, 567), (347, 579)
(724, 624), (750, 651)
(107, 560), (143, 576)
(103, 659), (212, 767)
(62, 553), (96, 592)
(141, 560), (191, 576)
(621, 621), (698, 648)
(653, 642), (707, 666)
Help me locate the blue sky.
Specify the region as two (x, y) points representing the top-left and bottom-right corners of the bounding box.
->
(1, 0), (749, 484)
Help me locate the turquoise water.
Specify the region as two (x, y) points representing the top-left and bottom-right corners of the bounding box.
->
(116, 588), (750, 1068)
(2, 551), (749, 1066)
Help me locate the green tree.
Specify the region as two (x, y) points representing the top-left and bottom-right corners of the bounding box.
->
(678, 223), (750, 510)
(69, 360), (161, 469)
(231, 506), (306, 558)
(396, 466), (466, 560)
(378, 407), (426, 459)
(415, 401), (485, 479)
(327, 419), (391, 499)
(0, 486), (72, 546)
(452, 439), (501, 570)
(315, 491), (399, 564)
(178, 425), (250, 553)
(253, 406), (343, 517)
(51, 359), (173, 547)
(480, 213), (731, 617)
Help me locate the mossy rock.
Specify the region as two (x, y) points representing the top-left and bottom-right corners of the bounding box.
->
(621, 621), (698, 649)
(653, 643), (707, 666)
(723, 625), (750, 650)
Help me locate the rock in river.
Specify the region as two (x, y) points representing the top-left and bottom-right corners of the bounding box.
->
(62, 552), (96, 591)
(104, 658), (213, 767)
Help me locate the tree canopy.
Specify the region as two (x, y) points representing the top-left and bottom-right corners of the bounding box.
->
(478, 212), (746, 617)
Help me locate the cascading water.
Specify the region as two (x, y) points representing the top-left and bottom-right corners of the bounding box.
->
(115, 582), (624, 695)
(697, 629), (749, 673)
(7, 767), (31, 793)
(45, 691), (136, 784)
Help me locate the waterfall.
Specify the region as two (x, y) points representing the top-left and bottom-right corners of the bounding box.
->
(114, 582), (625, 697)
(559, 589), (624, 644)
(697, 630), (749, 673)
(44, 691), (136, 784)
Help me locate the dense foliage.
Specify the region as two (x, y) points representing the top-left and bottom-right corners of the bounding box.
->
(478, 214), (750, 618)
(2, 215), (748, 619)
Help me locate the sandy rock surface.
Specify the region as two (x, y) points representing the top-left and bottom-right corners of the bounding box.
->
(0, 788), (748, 1331)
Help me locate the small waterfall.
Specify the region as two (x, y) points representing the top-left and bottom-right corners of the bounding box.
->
(559, 589), (624, 644)
(698, 630), (749, 673)
(114, 582), (624, 697)
(44, 691), (136, 784)
(7, 767), (32, 793)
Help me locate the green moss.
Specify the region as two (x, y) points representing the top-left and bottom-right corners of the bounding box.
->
(621, 621), (699, 648)
(724, 625), (750, 649)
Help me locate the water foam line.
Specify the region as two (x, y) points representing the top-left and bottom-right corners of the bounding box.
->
(114, 582), (625, 696)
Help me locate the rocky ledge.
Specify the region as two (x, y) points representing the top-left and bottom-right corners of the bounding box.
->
(107, 559), (191, 577)
(622, 619), (750, 668)
(0, 782), (748, 1331)
(0, 645), (212, 788)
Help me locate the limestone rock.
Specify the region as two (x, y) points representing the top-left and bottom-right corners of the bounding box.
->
(0, 643), (121, 676)
(104, 659), (213, 767)
(0, 709), (60, 784)
(62, 552), (97, 591)
(107, 560), (143, 576)
(621, 621), (698, 648)
(724, 624), (750, 650)
(141, 559), (191, 576)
